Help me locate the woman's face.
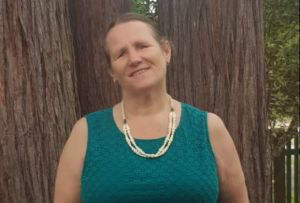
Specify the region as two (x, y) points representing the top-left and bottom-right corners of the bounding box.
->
(106, 21), (171, 93)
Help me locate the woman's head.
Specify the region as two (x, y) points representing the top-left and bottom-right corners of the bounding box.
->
(104, 12), (171, 93)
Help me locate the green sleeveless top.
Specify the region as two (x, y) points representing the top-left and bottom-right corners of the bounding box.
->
(81, 103), (219, 203)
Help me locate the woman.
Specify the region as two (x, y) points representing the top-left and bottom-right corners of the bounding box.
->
(54, 13), (249, 203)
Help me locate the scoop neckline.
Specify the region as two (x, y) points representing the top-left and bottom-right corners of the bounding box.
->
(110, 102), (184, 142)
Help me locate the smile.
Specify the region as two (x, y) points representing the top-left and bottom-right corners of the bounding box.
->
(130, 68), (149, 77)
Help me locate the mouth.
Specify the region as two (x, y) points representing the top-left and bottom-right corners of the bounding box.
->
(130, 68), (150, 77)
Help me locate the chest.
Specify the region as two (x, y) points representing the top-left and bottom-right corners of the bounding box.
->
(126, 117), (170, 139)
(81, 132), (219, 203)
(113, 106), (181, 140)
(112, 111), (169, 140)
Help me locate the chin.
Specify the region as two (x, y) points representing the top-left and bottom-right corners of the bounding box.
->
(131, 80), (164, 93)
(132, 83), (154, 92)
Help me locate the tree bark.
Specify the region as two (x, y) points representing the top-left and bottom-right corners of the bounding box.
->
(273, 148), (286, 203)
(158, 0), (269, 202)
(69, 0), (131, 115)
(0, 0), (79, 202)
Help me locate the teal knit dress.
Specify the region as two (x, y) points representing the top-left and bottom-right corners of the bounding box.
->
(81, 103), (219, 203)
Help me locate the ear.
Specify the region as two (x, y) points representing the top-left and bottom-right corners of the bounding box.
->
(107, 68), (115, 79)
(162, 40), (172, 64)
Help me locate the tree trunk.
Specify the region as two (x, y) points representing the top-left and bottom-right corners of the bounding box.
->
(69, 0), (131, 115)
(273, 147), (286, 203)
(158, 0), (269, 202)
(0, 0), (79, 202)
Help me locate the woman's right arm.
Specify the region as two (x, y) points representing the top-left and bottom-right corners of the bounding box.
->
(54, 118), (88, 203)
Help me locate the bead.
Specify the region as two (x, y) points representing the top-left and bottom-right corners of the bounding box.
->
(121, 95), (176, 158)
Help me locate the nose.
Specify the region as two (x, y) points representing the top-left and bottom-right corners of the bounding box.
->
(128, 49), (142, 67)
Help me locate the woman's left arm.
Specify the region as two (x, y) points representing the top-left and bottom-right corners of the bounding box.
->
(207, 113), (249, 203)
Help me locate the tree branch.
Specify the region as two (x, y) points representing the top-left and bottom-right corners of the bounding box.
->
(281, 22), (299, 42)
(271, 105), (300, 159)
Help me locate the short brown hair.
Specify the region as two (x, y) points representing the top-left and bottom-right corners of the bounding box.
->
(104, 12), (167, 68)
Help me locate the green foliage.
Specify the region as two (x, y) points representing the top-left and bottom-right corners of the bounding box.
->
(131, 0), (157, 22)
(264, 0), (299, 125)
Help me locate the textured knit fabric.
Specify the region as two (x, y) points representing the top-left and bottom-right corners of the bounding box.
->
(81, 103), (219, 203)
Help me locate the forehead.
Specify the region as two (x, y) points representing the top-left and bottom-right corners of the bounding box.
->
(106, 21), (156, 51)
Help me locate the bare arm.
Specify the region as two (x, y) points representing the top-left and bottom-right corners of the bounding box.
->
(207, 113), (249, 203)
(54, 118), (88, 203)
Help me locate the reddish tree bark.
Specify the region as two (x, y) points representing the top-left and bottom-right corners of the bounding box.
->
(0, 0), (79, 202)
(158, 0), (269, 202)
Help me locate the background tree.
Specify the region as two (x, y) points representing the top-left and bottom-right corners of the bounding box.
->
(264, 0), (299, 202)
(132, 0), (157, 21)
(2, 0), (292, 202)
(0, 0), (79, 202)
(157, 1), (268, 202)
(265, 0), (299, 159)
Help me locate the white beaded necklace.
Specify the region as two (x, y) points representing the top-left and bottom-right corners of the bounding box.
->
(121, 96), (177, 159)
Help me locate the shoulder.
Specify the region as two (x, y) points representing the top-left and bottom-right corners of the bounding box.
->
(180, 103), (206, 117)
(73, 117), (88, 134)
(205, 113), (233, 161)
(179, 103), (222, 127)
(60, 117), (88, 167)
(84, 107), (113, 124)
(57, 117), (88, 153)
(71, 106), (113, 148)
(207, 113), (227, 136)
(54, 117), (88, 202)
(206, 113), (235, 181)
(206, 112), (233, 161)
(206, 113), (249, 202)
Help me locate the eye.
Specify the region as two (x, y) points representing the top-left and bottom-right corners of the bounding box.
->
(118, 52), (125, 58)
(137, 45), (146, 50)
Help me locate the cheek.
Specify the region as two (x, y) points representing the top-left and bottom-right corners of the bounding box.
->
(111, 61), (126, 76)
(155, 54), (167, 69)
(143, 49), (166, 67)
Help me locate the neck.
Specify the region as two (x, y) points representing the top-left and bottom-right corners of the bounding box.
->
(121, 86), (170, 117)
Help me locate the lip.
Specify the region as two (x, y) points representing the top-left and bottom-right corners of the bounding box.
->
(129, 68), (150, 77)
